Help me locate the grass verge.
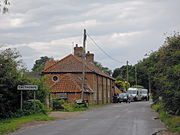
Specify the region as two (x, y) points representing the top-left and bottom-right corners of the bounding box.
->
(61, 103), (111, 112)
(0, 113), (55, 135)
(151, 103), (180, 133)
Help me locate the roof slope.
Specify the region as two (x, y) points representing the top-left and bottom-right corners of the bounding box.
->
(114, 86), (122, 94)
(51, 74), (93, 93)
(42, 54), (114, 80)
(44, 61), (57, 70)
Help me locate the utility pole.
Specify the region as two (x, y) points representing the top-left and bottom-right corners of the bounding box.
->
(135, 65), (137, 85)
(126, 61), (129, 82)
(81, 29), (87, 100)
(148, 73), (151, 99)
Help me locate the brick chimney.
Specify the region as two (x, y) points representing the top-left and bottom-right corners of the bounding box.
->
(86, 51), (94, 62)
(74, 44), (83, 58)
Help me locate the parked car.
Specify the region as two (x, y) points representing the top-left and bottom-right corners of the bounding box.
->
(113, 94), (119, 103)
(118, 93), (131, 103)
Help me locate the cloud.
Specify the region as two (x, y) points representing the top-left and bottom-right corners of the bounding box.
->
(0, 0), (180, 70)
(53, 20), (100, 31)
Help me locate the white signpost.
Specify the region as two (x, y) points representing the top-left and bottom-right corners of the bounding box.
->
(17, 85), (38, 91)
(17, 85), (38, 111)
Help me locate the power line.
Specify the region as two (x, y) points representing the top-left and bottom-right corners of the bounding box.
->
(87, 33), (124, 64)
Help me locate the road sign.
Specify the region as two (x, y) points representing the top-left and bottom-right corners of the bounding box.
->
(17, 85), (38, 111)
(17, 85), (38, 91)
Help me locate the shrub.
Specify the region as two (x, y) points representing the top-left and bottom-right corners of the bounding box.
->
(151, 103), (164, 112)
(72, 104), (88, 111)
(61, 103), (74, 112)
(152, 103), (180, 132)
(23, 100), (47, 114)
(52, 99), (65, 110)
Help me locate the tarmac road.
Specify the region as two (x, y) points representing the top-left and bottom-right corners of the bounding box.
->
(10, 101), (165, 135)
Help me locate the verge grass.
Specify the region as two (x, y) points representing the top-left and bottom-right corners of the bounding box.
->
(0, 113), (54, 135)
(151, 103), (180, 133)
(61, 103), (111, 112)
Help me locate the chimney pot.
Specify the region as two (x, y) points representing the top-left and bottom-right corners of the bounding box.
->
(74, 45), (83, 57)
(86, 51), (94, 62)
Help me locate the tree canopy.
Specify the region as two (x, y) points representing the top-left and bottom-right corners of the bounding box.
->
(32, 56), (54, 72)
(136, 33), (180, 115)
(112, 65), (136, 85)
(0, 0), (10, 13)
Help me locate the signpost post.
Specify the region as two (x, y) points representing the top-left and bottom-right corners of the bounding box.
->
(17, 85), (38, 111)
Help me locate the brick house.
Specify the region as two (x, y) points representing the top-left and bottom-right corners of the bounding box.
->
(42, 45), (115, 104)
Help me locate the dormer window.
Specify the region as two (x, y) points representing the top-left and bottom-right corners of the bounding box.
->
(52, 75), (59, 82)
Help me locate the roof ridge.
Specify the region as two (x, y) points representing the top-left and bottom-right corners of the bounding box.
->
(43, 54), (73, 72)
(72, 55), (94, 72)
(42, 61), (57, 72)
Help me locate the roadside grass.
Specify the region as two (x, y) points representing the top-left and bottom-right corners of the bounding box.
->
(0, 113), (55, 135)
(57, 103), (111, 112)
(152, 103), (180, 133)
(44, 102), (110, 112)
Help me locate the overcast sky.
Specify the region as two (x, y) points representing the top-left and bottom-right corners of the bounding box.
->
(0, 0), (180, 71)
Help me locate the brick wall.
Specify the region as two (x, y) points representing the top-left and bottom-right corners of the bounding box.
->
(68, 93), (81, 103)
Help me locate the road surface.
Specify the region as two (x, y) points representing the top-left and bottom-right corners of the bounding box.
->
(10, 101), (165, 135)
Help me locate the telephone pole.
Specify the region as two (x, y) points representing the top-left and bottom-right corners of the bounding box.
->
(135, 65), (137, 85)
(126, 61), (129, 82)
(81, 29), (87, 100)
(148, 73), (151, 99)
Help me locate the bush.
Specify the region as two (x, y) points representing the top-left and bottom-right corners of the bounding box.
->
(23, 100), (47, 114)
(52, 99), (65, 110)
(151, 103), (164, 112)
(61, 103), (74, 112)
(72, 104), (88, 111)
(0, 100), (47, 119)
(52, 99), (89, 112)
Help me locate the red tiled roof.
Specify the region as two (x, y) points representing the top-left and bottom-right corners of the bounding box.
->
(51, 74), (82, 93)
(114, 86), (122, 94)
(42, 54), (114, 80)
(44, 61), (57, 70)
(51, 74), (93, 93)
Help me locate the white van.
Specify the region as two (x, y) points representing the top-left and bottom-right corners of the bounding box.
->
(127, 87), (142, 101)
(141, 89), (148, 101)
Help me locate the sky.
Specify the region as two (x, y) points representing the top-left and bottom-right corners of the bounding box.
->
(0, 0), (180, 71)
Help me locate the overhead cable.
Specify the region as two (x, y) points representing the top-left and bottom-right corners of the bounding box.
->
(87, 33), (124, 64)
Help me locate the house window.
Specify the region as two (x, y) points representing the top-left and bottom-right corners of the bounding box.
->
(52, 75), (59, 82)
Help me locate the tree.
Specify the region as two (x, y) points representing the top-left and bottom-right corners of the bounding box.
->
(115, 80), (130, 92)
(0, 0), (10, 13)
(0, 48), (50, 118)
(112, 65), (136, 85)
(0, 48), (28, 118)
(30, 76), (50, 104)
(134, 33), (180, 115)
(94, 61), (112, 75)
(32, 56), (54, 72)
